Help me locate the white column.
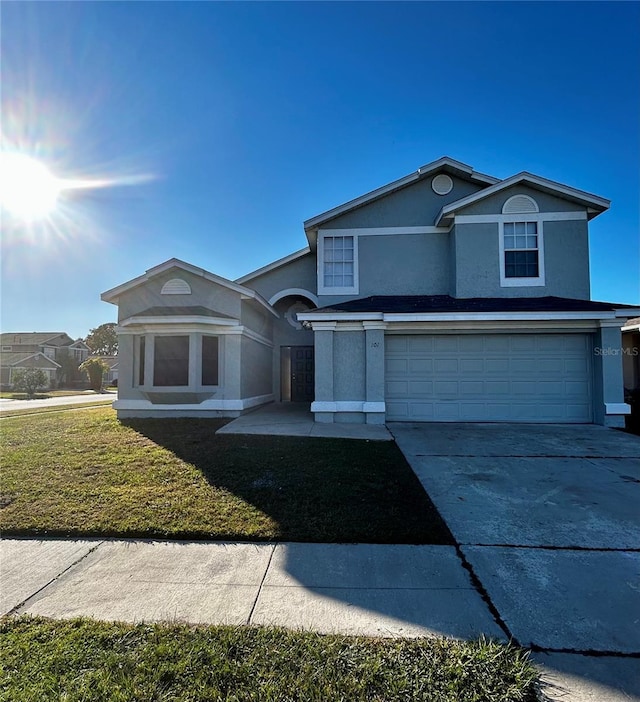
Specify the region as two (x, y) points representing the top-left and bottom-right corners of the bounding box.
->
(311, 322), (336, 423)
(595, 322), (630, 427)
(363, 321), (387, 424)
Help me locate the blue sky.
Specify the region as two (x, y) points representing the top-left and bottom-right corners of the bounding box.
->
(1, 1), (639, 339)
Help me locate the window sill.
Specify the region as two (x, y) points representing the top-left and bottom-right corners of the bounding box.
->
(500, 277), (545, 288)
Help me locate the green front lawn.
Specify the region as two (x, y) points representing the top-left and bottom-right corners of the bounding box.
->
(0, 407), (452, 543)
(0, 617), (538, 702)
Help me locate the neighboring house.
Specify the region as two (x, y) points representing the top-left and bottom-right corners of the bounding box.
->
(0, 332), (90, 388)
(101, 156), (639, 427)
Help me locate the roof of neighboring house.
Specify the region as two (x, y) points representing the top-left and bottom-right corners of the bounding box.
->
(0, 332), (75, 347)
(0, 352), (61, 369)
(315, 296), (638, 314)
(93, 355), (119, 370)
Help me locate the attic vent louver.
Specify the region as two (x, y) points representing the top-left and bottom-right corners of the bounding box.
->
(502, 194), (539, 214)
(161, 278), (192, 295)
(432, 174), (453, 195)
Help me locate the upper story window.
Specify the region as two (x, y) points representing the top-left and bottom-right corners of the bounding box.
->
(499, 194), (545, 288)
(318, 232), (359, 295)
(504, 222), (539, 278)
(499, 219), (545, 287)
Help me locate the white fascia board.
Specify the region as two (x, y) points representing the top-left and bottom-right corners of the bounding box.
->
(120, 315), (240, 327)
(297, 312), (383, 322)
(318, 225), (452, 236)
(382, 311), (617, 322)
(235, 247), (311, 284)
(303, 157), (499, 233)
(622, 323), (640, 332)
(615, 308), (640, 319)
(417, 156), (499, 184)
(435, 172), (610, 226)
(101, 258), (277, 317)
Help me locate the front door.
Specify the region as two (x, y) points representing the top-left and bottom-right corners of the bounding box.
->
(291, 346), (314, 402)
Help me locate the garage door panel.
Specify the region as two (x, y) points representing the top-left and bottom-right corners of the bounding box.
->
(460, 358), (484, 373)
(460, 381), (484, 395)
(385, 334), (592, 423)
(485, 358), (511, 373)
(409, 358), (433, 373)
(408, 337), (433, 352)
(484, 337), (512, 352)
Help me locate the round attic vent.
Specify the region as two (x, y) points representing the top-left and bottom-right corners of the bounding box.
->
(432, 174), (453, 195)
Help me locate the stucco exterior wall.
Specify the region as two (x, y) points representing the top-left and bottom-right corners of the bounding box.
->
(240, 300), (273, 339)
(321, 175), (484, 229)
(333, 331), (366, 401)
(243, 253), (317, 303)
(452, 219), (591, 299)
(455, 184), (586, 216)
(593, 325), (628, 427)
(240, 336), (272, 399)
(117, 269), (243, 321)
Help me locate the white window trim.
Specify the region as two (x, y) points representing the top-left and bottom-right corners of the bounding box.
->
(317, 231), (359, 296)
(136, 332), (222, 391)
(499, 216), (546, 288)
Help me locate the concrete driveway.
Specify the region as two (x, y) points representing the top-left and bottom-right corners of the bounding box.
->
(390, 423), (640, 701)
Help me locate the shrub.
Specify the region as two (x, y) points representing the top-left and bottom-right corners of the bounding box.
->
(11, 368), (48, 398)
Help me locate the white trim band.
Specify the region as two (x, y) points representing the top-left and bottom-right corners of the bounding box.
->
(604, 402), (631, 415)
(311, 401), (386, 414)
(114, 394), (274, 412)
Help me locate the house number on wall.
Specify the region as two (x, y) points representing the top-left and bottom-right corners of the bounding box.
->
(371, 342), (380, 348)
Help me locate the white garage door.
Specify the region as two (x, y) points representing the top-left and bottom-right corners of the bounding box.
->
(385, 334), (592, 422)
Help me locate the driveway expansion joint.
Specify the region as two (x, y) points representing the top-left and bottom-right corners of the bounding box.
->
(8, 540), (105, 616)
(460, 543), (640, 553)
(453, 544), (516, 645)
(528, 645), (640, 658)
(247, 544), (276, 625)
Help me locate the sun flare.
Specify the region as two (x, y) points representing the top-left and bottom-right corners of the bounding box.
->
(0, 152), (62, 221)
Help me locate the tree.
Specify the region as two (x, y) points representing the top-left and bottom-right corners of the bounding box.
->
(85, 323), (118, 356)
(79, 357), (109, 392)
(56, 347), (81, 387)
(12, 368), (48, 398)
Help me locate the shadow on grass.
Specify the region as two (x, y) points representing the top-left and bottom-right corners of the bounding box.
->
(122, 417), (453, 545)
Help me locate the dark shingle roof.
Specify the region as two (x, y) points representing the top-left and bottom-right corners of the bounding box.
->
(319, 296), (636, 314)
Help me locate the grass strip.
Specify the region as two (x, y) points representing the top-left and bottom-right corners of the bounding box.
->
(0, 616), (538, 702)
(0, 407), (452, 544)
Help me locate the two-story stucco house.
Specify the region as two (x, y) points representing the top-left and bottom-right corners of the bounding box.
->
(0, 332), (90, 388)
(102, 157), (638, 427)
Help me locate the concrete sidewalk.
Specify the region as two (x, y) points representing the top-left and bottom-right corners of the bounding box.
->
(217, 402), (392, 441)
(0, 393), (114, 415)
(1, 538), (500, 639)
(3, 537), (639, 700)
